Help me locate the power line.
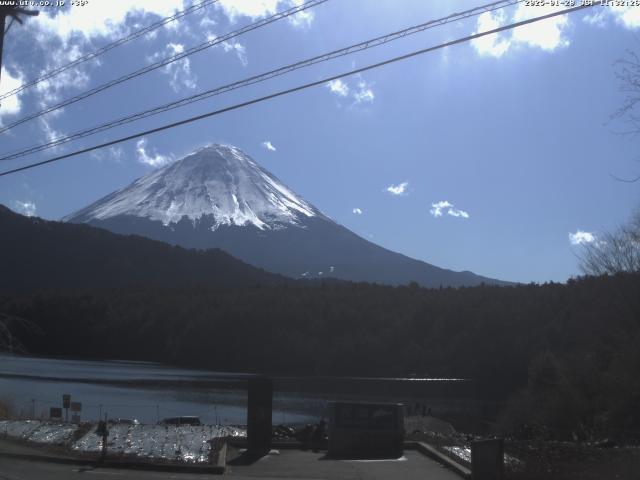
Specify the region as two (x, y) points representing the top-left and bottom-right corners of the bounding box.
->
(0, 0), (219, 102)
(0, 2), (594, 178)
(0, 0), (327, 135)
(0, 0), (522, 162)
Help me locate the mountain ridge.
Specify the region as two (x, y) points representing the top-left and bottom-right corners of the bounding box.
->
(65, 144), (510, 287)
(0, 204), (287, 291)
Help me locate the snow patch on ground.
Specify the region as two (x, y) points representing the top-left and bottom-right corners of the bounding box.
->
(72, 424), (245, 463)
(0, 420), (246, 464)
(0, 420), (78, 445)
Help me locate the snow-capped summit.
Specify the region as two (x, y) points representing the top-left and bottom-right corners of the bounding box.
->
(66, 144), (321, 230)
(66, 143), (508, 287)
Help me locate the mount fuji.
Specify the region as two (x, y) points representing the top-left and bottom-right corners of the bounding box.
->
(65, 144), (506, 287)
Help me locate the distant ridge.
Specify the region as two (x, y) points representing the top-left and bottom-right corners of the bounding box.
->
(0, 204), (286, 291)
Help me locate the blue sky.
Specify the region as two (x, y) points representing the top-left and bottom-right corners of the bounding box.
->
(1, 0), (639, 283)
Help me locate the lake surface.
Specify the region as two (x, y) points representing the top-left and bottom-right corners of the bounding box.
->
(0, 354), (474, 427)
(0, 354), (319, 425)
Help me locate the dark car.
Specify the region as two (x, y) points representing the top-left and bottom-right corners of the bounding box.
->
(159, 416), (202, 426)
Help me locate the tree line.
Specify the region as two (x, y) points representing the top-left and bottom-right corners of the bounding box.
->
(1, 272), (639, 439)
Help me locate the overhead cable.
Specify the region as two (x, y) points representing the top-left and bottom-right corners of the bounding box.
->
(0, 3), (595, 178)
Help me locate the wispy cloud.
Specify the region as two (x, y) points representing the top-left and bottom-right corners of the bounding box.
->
(262, 141), (276, 151)
(287, 0), (316, 28)
(386, 182), (409, 196)
(353, 79), (375, 104)
(148, 43), (197, 92)
(326, 76), (375, 105)
(430, 200), (469, 219)
(136, 138), (172, 167)
(91, 146), (125, 163)
(447, 208), (470, 218)
(39, 117), (63, 147)
(13, 200), (37, 217)
(33, 45), (91, 114)
(583, 5), (640, 29)
(569, 230), (596, 245)
(221, 40), (248, 66)
(352, 208), (363, 215)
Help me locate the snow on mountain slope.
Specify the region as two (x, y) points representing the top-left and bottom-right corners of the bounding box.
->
(65, 144), (321, 230)
(65, 143), (510, 287)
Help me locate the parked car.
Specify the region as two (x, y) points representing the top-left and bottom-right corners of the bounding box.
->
(109, 418), (140, 425)
(159, 416), (202, 426)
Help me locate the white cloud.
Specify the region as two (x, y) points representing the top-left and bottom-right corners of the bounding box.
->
(23, 2), (187, 116)
(386, 182), (408, 196)
(352, 208), (363, 215)
(610, 5), (640, 29)
(353, 79), (375, 104)
(471, 4), (570, 58)
(0, 67), (25, 122)
(447, 208), (470, 219)
(262, 141), (276, 151)
(430, 200), (453, 217)
(13, 201), (37, 217)
(471, 10), (511, 58)
(430, 200), (469, 219)
(33, 1), (185, 44)
(136, 138), (172, 167)
(216, 0), (279, 22)
(216, 0), (316, 28)
(326, 79), (349, 97)
(579, 5), (640, 30)
(569, 230), (596, 245)
(221, 40), (248, 66)
(511, 4), (569, 51)
(287, 0), (315, 28)
(327, 76), (375, 105)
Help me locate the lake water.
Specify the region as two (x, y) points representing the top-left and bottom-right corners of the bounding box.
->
(0, 354), (320, 425)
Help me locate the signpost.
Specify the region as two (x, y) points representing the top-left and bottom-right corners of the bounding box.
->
(50, 407), (62, 419)
(70, 402), (82, 412)
(62, 394), (70, 422)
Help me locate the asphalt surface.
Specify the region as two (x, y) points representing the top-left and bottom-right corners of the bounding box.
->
(0, 457), (215, 480)
(224, 449), (462, 480)
(0, 450), (463, 480)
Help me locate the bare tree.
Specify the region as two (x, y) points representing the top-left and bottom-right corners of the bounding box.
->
(0, 313), (38, 354)
(612, 50), (640, 132)
(579, 208), (640, 275)
(611, 50), (640, 182)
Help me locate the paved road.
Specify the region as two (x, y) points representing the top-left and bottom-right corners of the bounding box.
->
(0, 451), (463, 480)
(0, 457), (215, 480)
(225, 449), (463, 480)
